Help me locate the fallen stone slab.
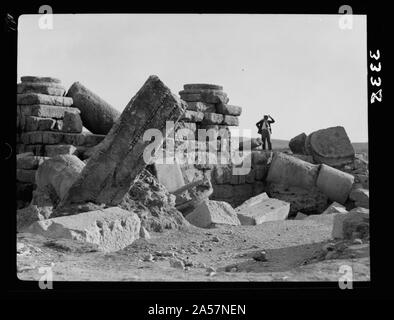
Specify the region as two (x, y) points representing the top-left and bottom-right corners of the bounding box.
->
(289, 132), (307, 154)
(266, 152), (319, 189)
(216, 104), (242, 116)
(349, 188), (369, 209)
(322, 202), (348, 214)
(294, 212), (308, 220)
(21, 76), (61, 84)
(35, 154), (85, 203)
(26, 207), (141, 252)
(185, 199), (240, 228)
(17, 153), (48, 170)
(18, 104), (80, 119)
(307, 126), (355, 167)
(63, 75), (187, 206)
(17, 93), (73, 107)
(17, 82), (66, 96)
(235, 192), (290, 225)
(184, 83), (223, 90)
(186, 101), (216, 113)
(316, 164), (354, 204)
(180, 92), (229, 104)
(267, 182), (329, 215)
(66, 82), (121, 135)
(20, 131), (105, 146)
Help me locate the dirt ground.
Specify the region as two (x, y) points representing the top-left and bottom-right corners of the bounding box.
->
(17, 213), (369, 282)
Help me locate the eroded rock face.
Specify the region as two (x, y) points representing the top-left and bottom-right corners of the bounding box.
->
(332, 211), (369, 240)
(26, 207), (141, 252)
(306, 126), (355, 167)
(63, 75), (188, 206)
(120, 170), (189, 232)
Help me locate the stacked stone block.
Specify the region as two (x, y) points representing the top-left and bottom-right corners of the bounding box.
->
(16, 76), (106, 207)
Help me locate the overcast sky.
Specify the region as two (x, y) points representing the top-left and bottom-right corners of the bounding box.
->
(18, 14), (368, 142)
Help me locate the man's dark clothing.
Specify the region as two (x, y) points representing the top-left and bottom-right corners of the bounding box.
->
(256, 117), (275, 150)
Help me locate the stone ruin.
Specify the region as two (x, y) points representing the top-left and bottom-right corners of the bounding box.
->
(16, 75), (369, 252)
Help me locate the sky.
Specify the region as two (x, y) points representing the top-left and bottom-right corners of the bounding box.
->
(18, 14), (368, 142)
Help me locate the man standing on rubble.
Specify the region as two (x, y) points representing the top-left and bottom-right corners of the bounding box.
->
(256, 115), (275, 150)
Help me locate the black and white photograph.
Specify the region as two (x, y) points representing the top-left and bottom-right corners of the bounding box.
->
(7, 8), (381, 299)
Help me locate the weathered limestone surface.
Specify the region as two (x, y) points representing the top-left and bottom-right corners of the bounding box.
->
(17, 93), (73, 107)
(185, 199), (240, 228)
(184, 83), (223, 90)
(16, 169), (36, 184)
(202, 113), (224, 125)
(332, 211), (369, 240)
(63, 76), (187, 206)
(222, 115), (239, 126)
(307, 126), (355, 167)
(45, 145), (77, 157)
(236, 192), (290, 225)
(322, 202), (348, 215)
(266, 152), (319, 190)
(61, 111), (83, 133)
(23, 116), (57, 132)
(18, 105), (80, 119)
(316, 164), (354, 204)
(17, 82), (66, 96)
(181, 110), (204, 122)
(26, 207), (141, 252)
(66, 82), (121, 135)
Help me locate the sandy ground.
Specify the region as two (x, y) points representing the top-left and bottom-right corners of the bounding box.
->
(17, 213), (369, 282)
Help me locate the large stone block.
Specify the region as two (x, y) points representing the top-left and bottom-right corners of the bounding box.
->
(267, 182), (329, 215)
(21, 76), (61, 84)
(17, 93), (73, 107)
(266, 152), (319, 189)
(236, 192), (290, 225)
(216, 104), (242, 116)
(35, 155), (85, 203)
(26, 207), (141, 252)
(61, 110), (83, 133)
(289, 132), (307, 154)
(322, 202), (348, 214)
(63, 76), (187, 206)
(18, 104), (80, 120)
(222, 115), (239, 126)
(180, 90), (229, 104)
(66, 82), (121, 135)
(17, 82), (66, 96)
(308, 126), (355, 167)
(23, 116), (57, 131)
(185, 199), (240, 228)
(316, 164), (354, 204)
(154, 163), (186, 193)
